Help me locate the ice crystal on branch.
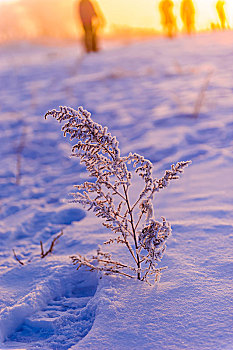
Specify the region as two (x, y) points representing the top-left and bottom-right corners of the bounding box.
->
(45, 106), (191, 285)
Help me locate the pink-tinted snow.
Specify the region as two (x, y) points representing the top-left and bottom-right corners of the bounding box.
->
(0, 32), (233, 349)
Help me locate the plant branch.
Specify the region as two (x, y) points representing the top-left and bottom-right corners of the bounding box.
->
(12, 249), (24, 266)
(123, 184), (141, 279)
(45, 106), (191, 285)
(40, 230), (63, 258)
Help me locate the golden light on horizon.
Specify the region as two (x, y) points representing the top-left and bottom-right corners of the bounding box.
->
(97, 0), (233, 32)
(0, 0), (233, 43)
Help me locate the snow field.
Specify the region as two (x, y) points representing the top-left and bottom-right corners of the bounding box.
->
(0, 32), (233, 349)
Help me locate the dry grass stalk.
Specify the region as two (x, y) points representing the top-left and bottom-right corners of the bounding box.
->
(45, 106), (191, 285)
(40, 230), (64, 258)
(13, 230), (64, 266)
(193, 71), (212, 118)
(12, 249), (24, 266)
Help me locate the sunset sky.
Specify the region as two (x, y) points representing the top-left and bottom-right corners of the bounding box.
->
(97, 0), (233, 31)
(0, 0), (233, 38)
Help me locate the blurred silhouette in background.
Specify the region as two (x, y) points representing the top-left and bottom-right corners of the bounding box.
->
(216, 0), (227, 29)
(180, 0), (195, 34)
(77, 0), (104, 53)
(159, 0), (177, 38)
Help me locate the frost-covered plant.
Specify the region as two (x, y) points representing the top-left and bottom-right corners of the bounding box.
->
(45, 106), (191, 285)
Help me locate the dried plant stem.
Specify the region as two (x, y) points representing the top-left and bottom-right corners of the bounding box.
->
(103, 181), (126, 201)
(40, 230), (63, 258)
(123, 238), (138, 264)
(97, 258), (130, 269)
(193, 71), (212, 119)
(123, 184), (141, 280)
(135, 212), (144, 231)
(13, 231), (64, 267)
(12, 249), (24, 266)
(107, 269), (135, 279)
(45, 106), (191, 284)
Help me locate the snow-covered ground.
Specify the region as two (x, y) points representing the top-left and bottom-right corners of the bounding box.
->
(0, 32), (233, 349)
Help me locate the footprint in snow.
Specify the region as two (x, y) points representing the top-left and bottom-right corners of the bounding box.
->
(8, 279), (98, 350)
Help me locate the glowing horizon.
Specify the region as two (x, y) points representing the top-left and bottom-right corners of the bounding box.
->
(0, 0), (233, 32)
(0, 0), (232, 43)
(97, 0), (233, 32)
